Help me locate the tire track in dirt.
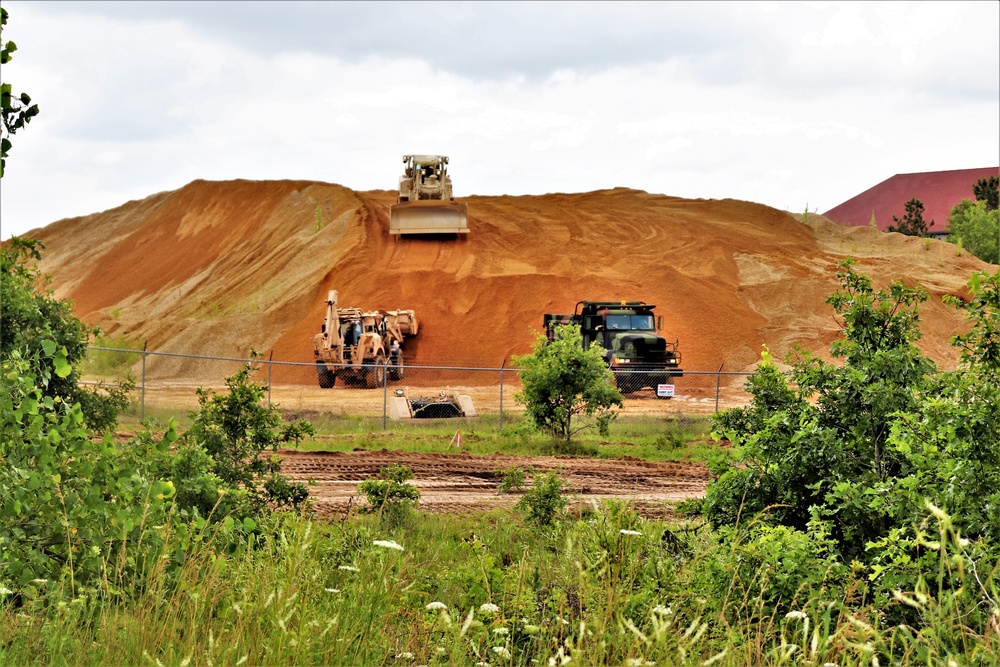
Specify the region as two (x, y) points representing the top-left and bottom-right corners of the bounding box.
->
(279, 449), (710, 520)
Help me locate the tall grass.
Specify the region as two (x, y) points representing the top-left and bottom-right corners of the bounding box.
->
(3, 503), (994, 665)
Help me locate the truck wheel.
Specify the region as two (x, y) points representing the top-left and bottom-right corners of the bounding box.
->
(316, 362), (336, 389)
(366, 355), (387, 388)
(390, 355), (404, 381)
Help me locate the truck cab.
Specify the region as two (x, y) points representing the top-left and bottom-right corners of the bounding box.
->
(544, 300), (683, 395)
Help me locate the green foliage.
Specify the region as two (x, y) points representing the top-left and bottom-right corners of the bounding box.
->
(514, 324), (623, 440)
(181, 359), (313, 521)
(946, 198), (1000, 264)
(0, 348), (177, 599)
(706, 259), (936, 560)
(516, 470), (570, 526)
(888, 197), (934, 237)
(358, 464), (420, 527)
(973, 175), (999, 211)
(0, 7), (40, 177)
(495, 465), (528, 494)
(1, 237), (132, 433)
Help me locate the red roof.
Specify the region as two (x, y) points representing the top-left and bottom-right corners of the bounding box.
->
(823, 167), (999, 233)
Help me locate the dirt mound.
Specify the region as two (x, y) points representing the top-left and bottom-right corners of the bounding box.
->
(28, 179), (993, 375)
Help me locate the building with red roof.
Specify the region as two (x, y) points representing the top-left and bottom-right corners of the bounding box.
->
(823, 167), (999, 238)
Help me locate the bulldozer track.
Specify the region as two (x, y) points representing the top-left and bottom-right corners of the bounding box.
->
(430, 240), (455, 271)
(278, 449), (710, 520)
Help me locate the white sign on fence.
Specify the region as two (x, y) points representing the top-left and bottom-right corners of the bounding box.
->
(657, 384), (675, 398)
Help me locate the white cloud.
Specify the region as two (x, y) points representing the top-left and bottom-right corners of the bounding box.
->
(0, 1), (997, 239)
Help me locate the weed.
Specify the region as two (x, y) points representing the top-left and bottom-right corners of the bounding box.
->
(495, 466), (529, 494)
(358, 464), (420, 528)
(516, 469), (570, 526)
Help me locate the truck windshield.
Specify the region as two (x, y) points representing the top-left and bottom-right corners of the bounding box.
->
(606, 314), (655, 331)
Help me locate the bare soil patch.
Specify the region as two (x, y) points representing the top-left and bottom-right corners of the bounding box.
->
(278, 449), (710, 520)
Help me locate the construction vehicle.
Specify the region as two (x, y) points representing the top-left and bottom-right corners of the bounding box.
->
(389, 155), (469, 235)
(388, 388), (477, 420)
(544, 301), (683, 397)
(313, 290), (418, 388)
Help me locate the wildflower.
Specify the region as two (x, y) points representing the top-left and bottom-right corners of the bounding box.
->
(479, 602), (500, 614)
(620, 529), (643, 536)
(492, 646), (512, 659)
(338, 565), (359, 572)
(0, 587), (12, 596)
(396, 652), (414, 660)
(426, 601), (448, 611)
(785, 611), (808, 620)
(493, 627), (510, 636)
(374, 539), (405, 551)
(652, 605), (672, 616)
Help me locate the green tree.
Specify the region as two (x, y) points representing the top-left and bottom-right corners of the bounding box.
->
(973, 175), (999, 211)
(1, 237), (131, 432)
(706, 259), (935, 560)
(514, 324), (623, 440)
(887, 197), (934, 237)
(946, 198), (1000, 264)
(1, 7), (41, 178)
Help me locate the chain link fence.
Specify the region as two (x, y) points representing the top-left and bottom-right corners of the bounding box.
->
(84, 346), (755, 437)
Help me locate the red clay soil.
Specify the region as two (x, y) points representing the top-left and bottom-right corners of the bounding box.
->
(27, 179), (996, 380)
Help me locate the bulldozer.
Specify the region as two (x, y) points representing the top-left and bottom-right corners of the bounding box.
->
(313, 290), (418, 388)
(389, 155), (469, 235)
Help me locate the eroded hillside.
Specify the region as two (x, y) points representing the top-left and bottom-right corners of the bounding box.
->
(27, 179), (992, 377)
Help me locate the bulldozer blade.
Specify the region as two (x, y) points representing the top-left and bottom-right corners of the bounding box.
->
(390, 200), (469, 235)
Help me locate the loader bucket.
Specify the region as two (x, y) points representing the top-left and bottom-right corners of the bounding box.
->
(390, 200), (469, 235)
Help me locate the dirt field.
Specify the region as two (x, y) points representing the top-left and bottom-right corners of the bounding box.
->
(278, 449), (710, 520)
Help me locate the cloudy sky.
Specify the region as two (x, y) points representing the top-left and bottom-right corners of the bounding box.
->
(1, 1), (997, 240)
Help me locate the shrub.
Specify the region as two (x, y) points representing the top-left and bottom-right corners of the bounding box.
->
(516, 470), (570, 527)
(1, 237), (131, 432)
(514, 324), (623, 440)
(496, 466), (529, 494)
(180, 358), (313, 521)
(358, 464), (420, 527)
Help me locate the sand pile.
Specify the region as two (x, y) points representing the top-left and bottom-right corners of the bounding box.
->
(27, 179), (993, 377)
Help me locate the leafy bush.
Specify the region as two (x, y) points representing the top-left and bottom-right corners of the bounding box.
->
(516, 470), (570, 526)
(0, 348), (176, 599)
(358, 464), (420, 527)
(706, 261), (1000, 576)
(1, 237), (131, 433)
(514, 324), (623, 440)
(180, 358), (313, 521)
(496, 466), (529, 494)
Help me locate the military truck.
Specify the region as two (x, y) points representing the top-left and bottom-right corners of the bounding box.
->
(313, 290), (418, 388)
(544, 301), (683, 396)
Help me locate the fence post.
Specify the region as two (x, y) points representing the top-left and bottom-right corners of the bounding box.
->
(382, 362), (388, 430)
(715, 363), (724, 413)
(141, 341), (148, 421)
(499, 358), (506, 431)
(267, 350), (273, 408)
